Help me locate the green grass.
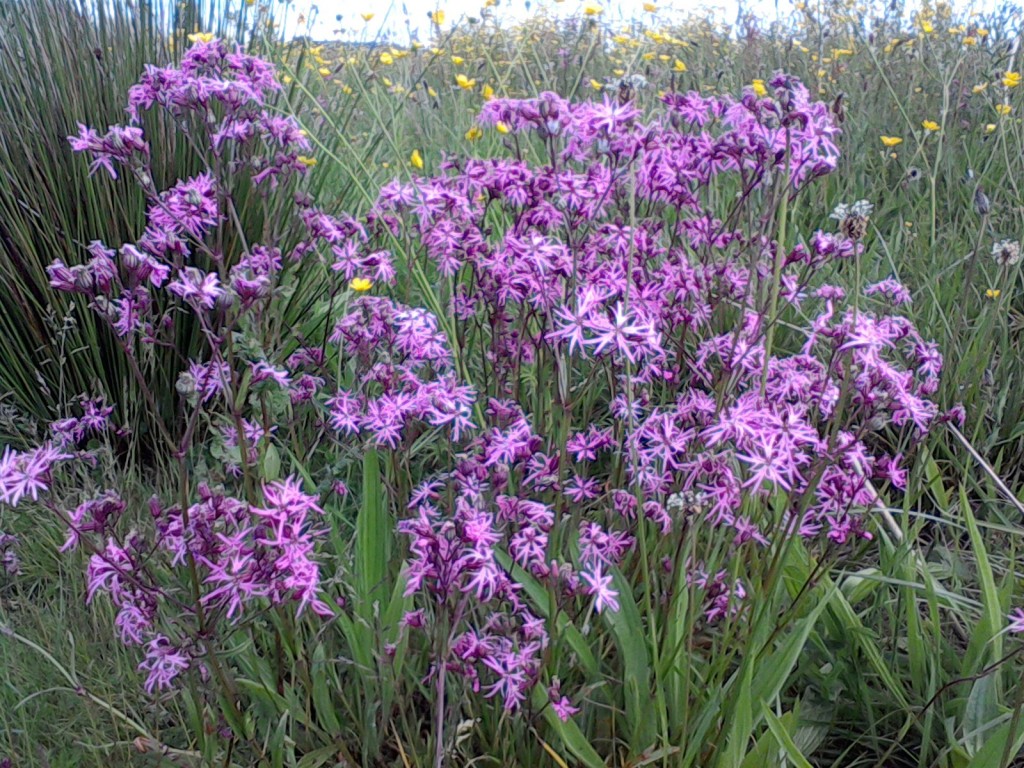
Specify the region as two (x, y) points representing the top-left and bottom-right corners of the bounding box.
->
(2, 0), (1024, 765)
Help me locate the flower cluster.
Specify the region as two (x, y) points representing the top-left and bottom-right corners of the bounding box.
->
(22, 39), (341, 697)
(325, 296), (476, 446)
(3, 44), (960, 743)
(378, 76), (954, 719)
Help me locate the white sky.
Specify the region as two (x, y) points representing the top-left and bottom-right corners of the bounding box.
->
(278, 0), (1002, 43)
(282, 0), (806, 42)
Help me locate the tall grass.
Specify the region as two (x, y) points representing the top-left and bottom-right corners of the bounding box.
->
(0, 0), (263, 451)
(1, 0), (1024, 766)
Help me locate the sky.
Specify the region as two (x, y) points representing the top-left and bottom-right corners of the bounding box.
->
(276, 0), (1004, 43)
(279, 0), (814, 43)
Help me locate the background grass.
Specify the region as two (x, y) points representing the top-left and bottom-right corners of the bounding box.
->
(2, 0), (1024, 765)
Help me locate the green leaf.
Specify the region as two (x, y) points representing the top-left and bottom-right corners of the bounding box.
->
(762, 706), (814, 768)
(296, 745), (344, 768)
(963, 675), (999, 756)
(532, 684), (605, 768)
(310, 644), (342, 735)
(960, 486), (1002, 686)
(605, 565), (657, 751)
(963, 718), (1024, 768)
(723, 654), (755, 767)
(357, 448), (390, 612)
(922, 446), (950, 511)
(261, 442), (281, 482)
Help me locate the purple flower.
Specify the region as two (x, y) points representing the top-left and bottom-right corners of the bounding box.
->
(168, 267), (225, 310)
(149, 173), (220, 239)
(1009, 608), (1024, 634)
(582, 564), (620, 614)
(138, 635), (190, 693)
(0, 443), (69, 508)
(548, 681), (580, 721)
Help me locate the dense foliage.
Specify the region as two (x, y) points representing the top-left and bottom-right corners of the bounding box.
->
(2, 1), (1024, 767)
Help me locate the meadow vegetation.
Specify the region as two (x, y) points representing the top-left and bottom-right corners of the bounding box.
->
(1, 0), (1024, 766)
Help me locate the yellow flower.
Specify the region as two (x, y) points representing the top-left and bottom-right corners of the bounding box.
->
(465, 125), (483, 141)
(451, 55), (464, 65)
(673, 59), (687, 72)
(456, 74), (476, 90)
(880, 135), (903, 147)
(996, 104), (1013, 116)
(921, 120), (940, 131)
(583, 1), (603, 15)
(590, 78), (604, 90)
(410, 149), (424, 169)
(496, 121), (510, 134)
(973, 83), (988, 94)
(350, 277), (373, 292)
(752, 79), (768, 97)
(318, 67), (331, 77)
(919, 19), (933, 33)
(643, 2), (657, 10)
(986, 288), (1001, 299)
(245, 0), (255, 6)
(379, 52), (394, 65)
(361, 12), (374, 21)
(432, 9), (445, 25)
(427, 86), (438, 98)
(296, 156), (317, 167)
(1002, 71), (1021, 88)
(187, 32), (215, 43)
(282, 74), (293, 84)
(482, 84), (495, 100)
(963, 36), (977, 45)
(986, 123), (997, 133)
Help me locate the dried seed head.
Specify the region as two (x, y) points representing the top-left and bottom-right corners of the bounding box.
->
(831, 201), (872, 241)
(841, 215), (869, 241)
(991, 239), (1021, 266)
(974, 186), (991, 216)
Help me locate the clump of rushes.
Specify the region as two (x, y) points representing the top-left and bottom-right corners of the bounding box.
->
(3, 37), (477, 762)
(0, 40), (1005, 768)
